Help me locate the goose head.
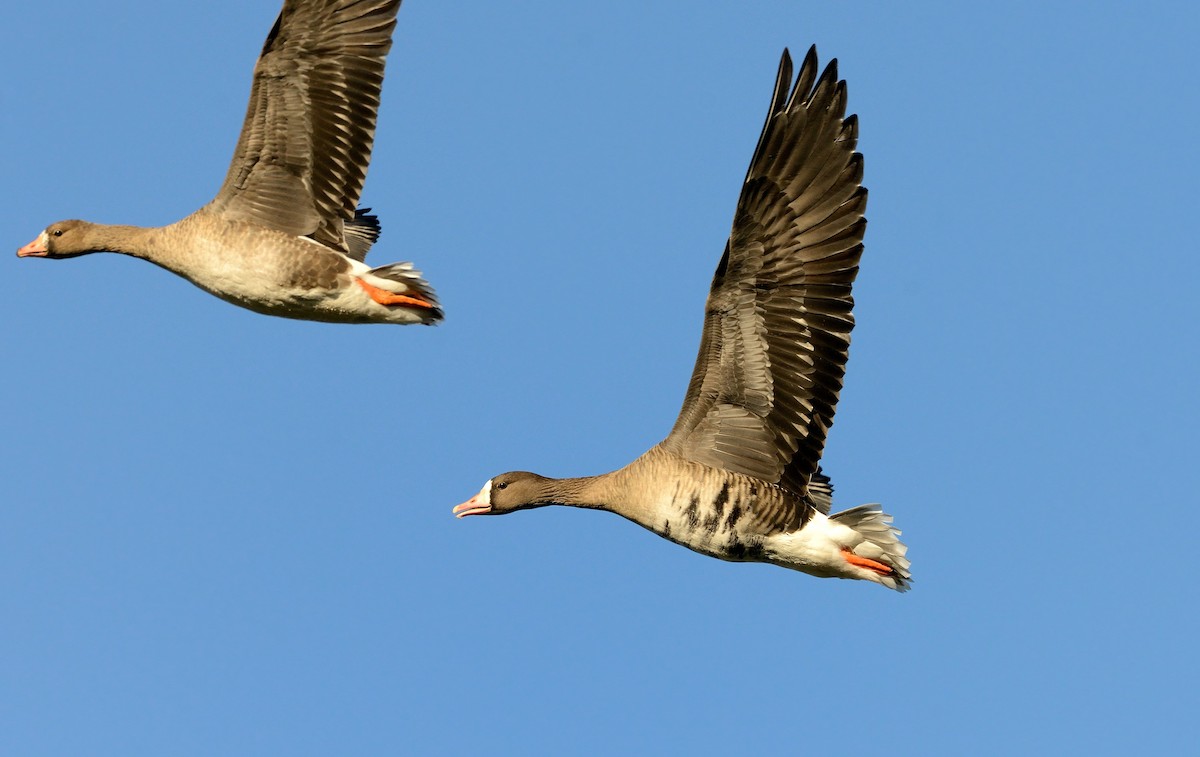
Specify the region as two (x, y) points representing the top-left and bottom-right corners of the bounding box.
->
(453, 472), (561, 518)
(18, 220), (100, 259)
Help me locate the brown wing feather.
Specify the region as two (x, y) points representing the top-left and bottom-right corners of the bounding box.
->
(663, 46), (868, 503)
(205, 0), (401, 254)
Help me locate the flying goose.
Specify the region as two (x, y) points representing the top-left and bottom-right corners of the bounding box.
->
(455, 48), (909, 591)
(17, 0), (441, 325)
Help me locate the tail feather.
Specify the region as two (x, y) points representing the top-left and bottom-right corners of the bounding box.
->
(363, 262), (443, 322)
(830, 504), (912, 592)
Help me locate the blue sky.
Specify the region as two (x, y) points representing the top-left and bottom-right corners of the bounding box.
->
(3, 0), (1197, 753)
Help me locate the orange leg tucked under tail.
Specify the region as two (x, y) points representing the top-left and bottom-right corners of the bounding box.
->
(841, 548), (895, 576)
(356, 278), (437, 310)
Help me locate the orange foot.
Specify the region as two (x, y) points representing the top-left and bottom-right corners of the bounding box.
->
(841, 548), (895, 576)
(356, 278), (437, 310)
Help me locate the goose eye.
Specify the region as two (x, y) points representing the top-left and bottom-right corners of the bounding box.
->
(52, 229), (63, 237)
(495, 482), (508, 490)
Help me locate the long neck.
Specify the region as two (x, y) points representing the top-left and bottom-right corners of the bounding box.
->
(536, 475), (606, 510)
(537, 467), (653, 526)
(81, 223), (163, 259)
(527, 447), (682, 526)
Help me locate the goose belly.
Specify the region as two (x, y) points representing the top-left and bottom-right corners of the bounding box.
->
(642, 478), (775, 563)
(187, 249), (428, 324)
(160, 219), (388, 322)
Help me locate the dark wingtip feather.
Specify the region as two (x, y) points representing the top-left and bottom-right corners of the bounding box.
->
(743, 48), (797, 187)
(773, 49), (795, 116)
(822, 58), (840, 85)
(785, 46), (821, 111)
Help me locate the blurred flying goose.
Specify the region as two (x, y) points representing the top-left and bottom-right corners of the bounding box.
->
(17, 0), (440, 325)
(455, 48), (909, 591)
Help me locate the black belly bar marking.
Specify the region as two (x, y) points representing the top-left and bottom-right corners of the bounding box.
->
(724, 503), (743, 530)
(713, 482), (729, 518)
(685, 495), (701, 528)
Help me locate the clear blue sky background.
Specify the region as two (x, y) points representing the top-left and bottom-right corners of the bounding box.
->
(3, 1), (1197, 754)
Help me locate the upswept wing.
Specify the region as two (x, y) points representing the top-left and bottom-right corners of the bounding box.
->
(206, 0), (401, 256)
(663, 47), (867, 502)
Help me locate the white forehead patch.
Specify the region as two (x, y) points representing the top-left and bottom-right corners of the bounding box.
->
(479, 479), (493, 505)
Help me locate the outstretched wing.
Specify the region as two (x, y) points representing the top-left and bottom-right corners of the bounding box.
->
(662, 47), (867, 500)
(205, 0), (401, 254)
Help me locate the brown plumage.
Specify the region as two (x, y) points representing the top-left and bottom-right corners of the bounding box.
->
(17, 0), (441, 325)
(455, 47), (909, 591)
